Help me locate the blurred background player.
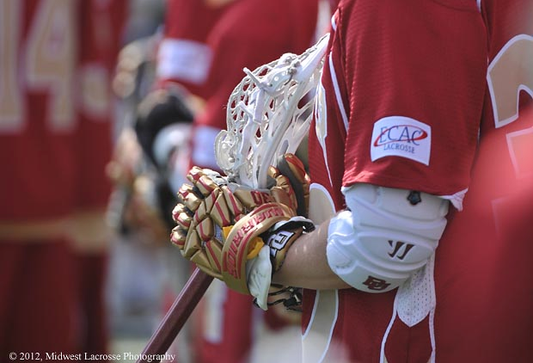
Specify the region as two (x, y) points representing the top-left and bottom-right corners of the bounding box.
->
(0, 0), (127, 358)
(107, 1), (231, 362)
(73, 1), (128, 357)
(183, 1), (327, 362)
(428, 2), (533, 361)
(155, 0), (231, 106)
(106, 23), (180, 343)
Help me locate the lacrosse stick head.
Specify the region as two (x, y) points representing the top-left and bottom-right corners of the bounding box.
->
(215, 34), (330, 189)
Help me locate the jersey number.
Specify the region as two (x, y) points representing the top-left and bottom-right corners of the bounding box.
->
(0, 0), (75, 132)
(487, 34), (533, 178)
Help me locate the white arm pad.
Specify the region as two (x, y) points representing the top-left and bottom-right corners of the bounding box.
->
(326, 184), (449, 293)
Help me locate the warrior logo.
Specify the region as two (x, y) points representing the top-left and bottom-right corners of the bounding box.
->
(388, 240), (415, 260)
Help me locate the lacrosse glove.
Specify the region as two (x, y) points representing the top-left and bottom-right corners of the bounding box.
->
(135, 87), (194, 170)
(170, 154), (314, 309)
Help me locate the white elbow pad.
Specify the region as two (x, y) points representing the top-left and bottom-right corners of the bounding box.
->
(326, 184), (449, 293)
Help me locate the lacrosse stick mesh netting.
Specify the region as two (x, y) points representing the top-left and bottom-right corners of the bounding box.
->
(215, 34), (330, 189)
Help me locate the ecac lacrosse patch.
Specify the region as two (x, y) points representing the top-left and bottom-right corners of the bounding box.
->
(370, 116), (431, 165)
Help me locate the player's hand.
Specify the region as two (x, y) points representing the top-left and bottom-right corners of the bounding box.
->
(106, 127), (143, 188)
(170, 154), (314, 308)
(123, 174), (172, 244)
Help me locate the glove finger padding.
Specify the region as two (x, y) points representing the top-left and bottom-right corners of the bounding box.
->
(170, 167), (276, 282)
(268, 153), (310, 217)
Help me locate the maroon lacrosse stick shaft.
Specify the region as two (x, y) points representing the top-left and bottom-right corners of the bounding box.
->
(136, 268), (213, 363)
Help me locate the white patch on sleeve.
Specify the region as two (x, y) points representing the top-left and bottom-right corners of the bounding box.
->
(157, 39), (212, 85)
(371, 116), (432, 166)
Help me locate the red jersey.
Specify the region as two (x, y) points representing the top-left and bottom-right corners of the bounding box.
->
(196, 0), (319, 130)
(156, 0), (230, 99)
(0, 0), (126, 357)
(0, 0), (125, 221)
(76, 0), (127, 210)
(432, 0), (533, 362)
(192, 0), (320, 168)
(304, 0), (532, 362)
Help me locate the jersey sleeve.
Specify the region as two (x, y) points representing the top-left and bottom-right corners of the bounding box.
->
(156, 0), (228, 99)
(328, 0), (488, 206)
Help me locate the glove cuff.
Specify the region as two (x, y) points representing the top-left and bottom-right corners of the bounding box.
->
(221, 203), (294, 294)
(266, 216), (315, 272)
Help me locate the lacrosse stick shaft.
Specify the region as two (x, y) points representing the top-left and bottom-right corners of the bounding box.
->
(136, 268), (213, 363)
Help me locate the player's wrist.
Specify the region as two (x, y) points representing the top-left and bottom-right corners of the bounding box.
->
(245, 216), (314, 310)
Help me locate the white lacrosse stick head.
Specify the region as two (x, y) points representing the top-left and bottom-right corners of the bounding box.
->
(215, 34), (330, 189)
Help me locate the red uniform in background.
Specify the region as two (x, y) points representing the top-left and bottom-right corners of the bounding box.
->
(304, 0), (532, 362)
(75, 0), (127, 357)
(0, 0), (126, 357)
(192, 0), (321, 168)
(188, 1), (321, 362)
(156, 0), (231, 100)
(433, 1), (533, 361)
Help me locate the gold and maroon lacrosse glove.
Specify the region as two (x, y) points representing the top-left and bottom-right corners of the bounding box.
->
(170, 154), (313, 296)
